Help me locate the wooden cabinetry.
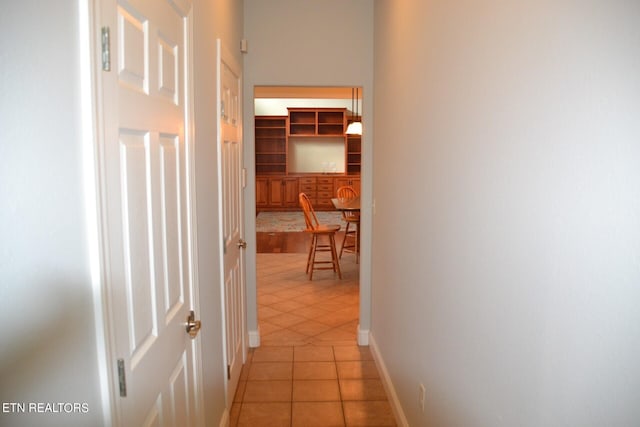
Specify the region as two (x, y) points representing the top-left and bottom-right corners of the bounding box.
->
(295, 176), (335, 210)
(316, 176), (335, 209)
(256, 108), (361, 211)
(274, 177), (300, 208)
(256, 176), (299, 209)
(346, 117), (362, 174)
(257, 175), (360, 211)
(335, 177), (361, 195)
(299, 176), (317, 204)
(288, 108), (346, 136)
(256, 177), (269, 207)
(255, 116), (287, 175)
(257, 110), (350, 175)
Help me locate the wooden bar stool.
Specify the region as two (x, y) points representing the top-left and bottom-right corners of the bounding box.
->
(299, 193), (342, 280)
(336, 186), (360, 263)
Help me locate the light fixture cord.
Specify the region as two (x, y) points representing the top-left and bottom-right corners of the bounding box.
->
(356, 88), (359, 121)
(351, 88), (355, 122)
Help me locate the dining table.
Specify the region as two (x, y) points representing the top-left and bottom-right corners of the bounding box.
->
(331, 195), (360, 212)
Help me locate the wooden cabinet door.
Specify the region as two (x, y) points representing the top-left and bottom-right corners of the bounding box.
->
(282, 178), (300, 208)
(266, 177), (299, 207)
(268, 178), (285, 206)
(256, 177), (269, 207)
(335, 177), (361, 195)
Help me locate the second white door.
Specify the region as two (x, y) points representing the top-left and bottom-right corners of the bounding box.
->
(217, 40), (246, 407)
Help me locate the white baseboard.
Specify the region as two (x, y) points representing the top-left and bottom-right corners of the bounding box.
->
(357, 324), (369, 346)
(218, 408), (229, 427)
(248, 327), (260, 348)
(369, 333), (409, 427)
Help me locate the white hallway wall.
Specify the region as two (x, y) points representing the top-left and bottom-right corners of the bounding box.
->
(0, 0), (243, 426)
(243, 0), (374, 343)
(373, 1), (640, 426)
(0, 1), (104, 426)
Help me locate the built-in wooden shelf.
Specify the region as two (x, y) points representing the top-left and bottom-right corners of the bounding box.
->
(255, 116), (287, 175)
(255, 109), (361, 210)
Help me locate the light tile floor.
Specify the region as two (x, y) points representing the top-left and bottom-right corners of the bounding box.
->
(230, 252), (397, 426)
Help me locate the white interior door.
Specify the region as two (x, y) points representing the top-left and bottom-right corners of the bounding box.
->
(98, 0), (201, 425)
(217, 39), (246, 406)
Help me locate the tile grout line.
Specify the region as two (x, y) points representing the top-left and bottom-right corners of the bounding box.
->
(333, 345), (349, 427)
(290, 346), (294, 427)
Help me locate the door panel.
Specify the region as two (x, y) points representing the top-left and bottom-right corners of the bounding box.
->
(119, 130), (158, 364)
(168, 352), (189, 424)
(159, 134), (185, 320)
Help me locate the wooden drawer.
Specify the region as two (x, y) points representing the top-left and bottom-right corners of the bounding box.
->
(299, 177), (317, 185)
(317, 183), (333, 192)
(299, 177), (317, 201)
(317, 177), (333, 185)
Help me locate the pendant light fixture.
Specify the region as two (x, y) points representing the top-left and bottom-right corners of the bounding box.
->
(345, 87), (362, 135)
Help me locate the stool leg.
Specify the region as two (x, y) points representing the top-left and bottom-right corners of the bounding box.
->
(306, 234), (314, 274)
(339, 221), (351, 259)
(329, 233), (342, 279)
(308, 234), (318, 280)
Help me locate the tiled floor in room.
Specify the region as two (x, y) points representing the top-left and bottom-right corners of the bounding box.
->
(229, 249), (397, 426)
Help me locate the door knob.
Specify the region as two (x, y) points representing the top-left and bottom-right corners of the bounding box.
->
(186, 310), (201, 338)
(238, 239), (247, 249)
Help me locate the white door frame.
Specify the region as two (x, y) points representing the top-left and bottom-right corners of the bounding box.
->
(245, 86), (371, 348)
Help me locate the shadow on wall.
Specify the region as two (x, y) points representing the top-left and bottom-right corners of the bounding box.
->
(0, 277), (102, 427)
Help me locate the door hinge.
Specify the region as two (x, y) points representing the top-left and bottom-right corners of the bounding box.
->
(227, 364), (231, 380)
(101, 26), (111, 71)
(117, 358), (127, 397)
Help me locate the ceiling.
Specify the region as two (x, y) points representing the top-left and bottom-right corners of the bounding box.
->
(254, 86), (361, 99)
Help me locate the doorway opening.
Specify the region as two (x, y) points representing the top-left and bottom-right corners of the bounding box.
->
(253, 86), (363, 346)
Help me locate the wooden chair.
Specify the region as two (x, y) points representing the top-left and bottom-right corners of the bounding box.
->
(299, 193), (342, 280)
(336, 186), (360, 263)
